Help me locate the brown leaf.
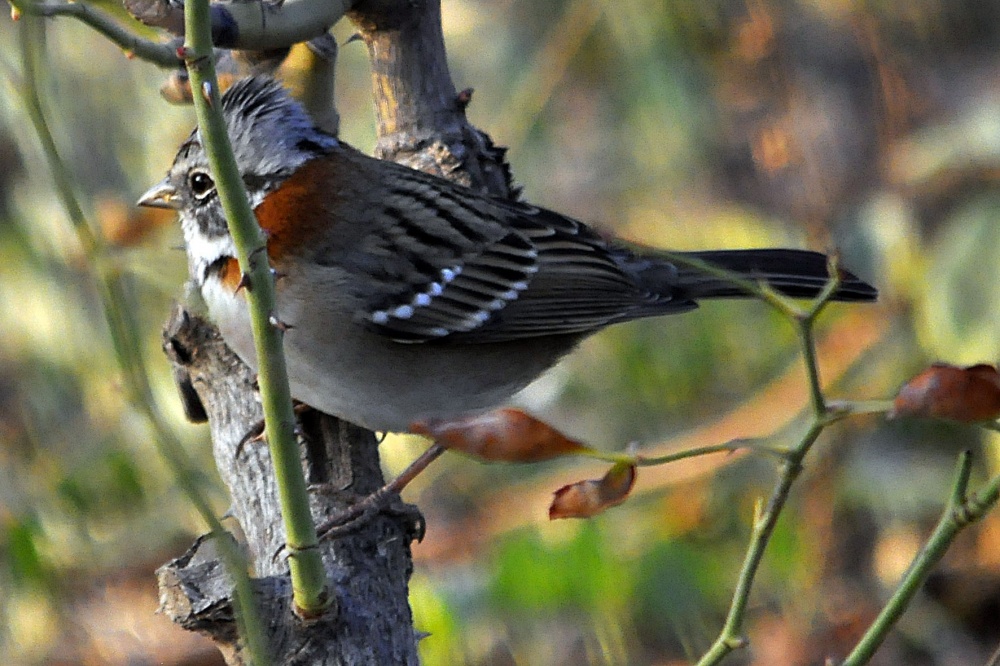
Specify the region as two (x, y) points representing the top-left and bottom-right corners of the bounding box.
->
(549, 463), (637, 519)
(410, 409), (589, 463)
(891, 363), (1000, 423)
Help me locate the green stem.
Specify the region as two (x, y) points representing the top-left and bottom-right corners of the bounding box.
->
(12, 13), (268, 664)
(842, 451), (1000, 666)
(9, 0), (179, 66)
(183, 0), (330, 617)
(797, 320), (826, 416)
(696, 270), (845, 665)
(636, 440), (783, 467)
(695, 421), (824, 666)
(795, 260), (844, 417)
(825, 400), (895, 418)
(659, 250), (771, 302)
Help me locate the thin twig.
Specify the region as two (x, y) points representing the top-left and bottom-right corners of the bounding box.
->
(825, 400), (895, 418)
(659, 250), (773, 303)
(9, 0), (179, 67)
(695, 265), (845, 666)
(839, 451), (993, 666)
(124, 0), (351, 50)
(637, 439), (785, 467)
(695, 420), (825, 666)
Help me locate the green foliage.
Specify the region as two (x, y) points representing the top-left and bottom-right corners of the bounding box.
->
(489, 523), (629, 613)
(4, 517), (49, 592)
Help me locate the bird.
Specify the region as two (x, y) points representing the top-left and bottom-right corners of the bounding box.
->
(139, 76), (876, 434)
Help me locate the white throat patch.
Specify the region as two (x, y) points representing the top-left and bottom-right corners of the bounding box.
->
(181, 212), (239, 281)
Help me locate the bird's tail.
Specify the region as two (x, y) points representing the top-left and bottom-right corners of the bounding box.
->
(671, 249), (877, 302)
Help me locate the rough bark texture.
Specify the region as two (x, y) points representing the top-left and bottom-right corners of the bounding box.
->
(157, 0), (516, 663)
(160, 307), (421, 665)
(350, 0), (520, 199)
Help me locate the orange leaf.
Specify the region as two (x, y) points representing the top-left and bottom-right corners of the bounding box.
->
(891, 363), (1000, 423)
(549, 463), (637, 519)
(410, 408), (588, 463)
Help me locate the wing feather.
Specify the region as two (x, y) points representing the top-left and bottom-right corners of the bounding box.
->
(350, 167), (686, 343)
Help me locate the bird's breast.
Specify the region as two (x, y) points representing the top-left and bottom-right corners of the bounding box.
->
(200, 269), (258, 370)
(209, 256), (244, 293)
(253, 156), (355, 262)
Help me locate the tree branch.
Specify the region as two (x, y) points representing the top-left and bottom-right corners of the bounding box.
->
(349, 0), (518, 195)
(841, 451), (1000, 665)
(124, 0), (351, 50)
(161, 307), (422, 664)
(9, 0), (179, 67)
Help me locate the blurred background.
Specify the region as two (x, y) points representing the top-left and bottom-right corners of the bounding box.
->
(3, 0), (1000, 664)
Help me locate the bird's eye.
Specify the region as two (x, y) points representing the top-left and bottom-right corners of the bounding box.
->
(188, 171), (215, 200)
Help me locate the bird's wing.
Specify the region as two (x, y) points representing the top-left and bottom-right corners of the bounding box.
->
(344, 167), (693, 343)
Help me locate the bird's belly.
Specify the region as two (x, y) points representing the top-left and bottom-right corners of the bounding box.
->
(281, 326), (566, 433)
(203, 281), (571, 433)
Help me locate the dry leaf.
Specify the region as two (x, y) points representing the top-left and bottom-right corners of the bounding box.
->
(891, 363), (1000, 423)
(411, 408), (588, 463)
(549, 462), (637, 519)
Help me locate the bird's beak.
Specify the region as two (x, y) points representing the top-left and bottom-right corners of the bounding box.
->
(137, 179), (181, 210)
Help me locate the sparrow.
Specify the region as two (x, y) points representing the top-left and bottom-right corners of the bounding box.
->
(139, 77), (876, 433)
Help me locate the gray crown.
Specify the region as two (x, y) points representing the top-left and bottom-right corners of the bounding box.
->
(214, 76), (339, 180)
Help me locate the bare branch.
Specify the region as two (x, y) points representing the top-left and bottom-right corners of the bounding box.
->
(10, 0), (179, 66)
(124, 0), (352, 50)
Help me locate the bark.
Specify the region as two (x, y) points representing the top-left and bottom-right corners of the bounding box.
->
(349, 0), (519, 198)
(157, 0), (514, 663)
(160, 307), (421, 665)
